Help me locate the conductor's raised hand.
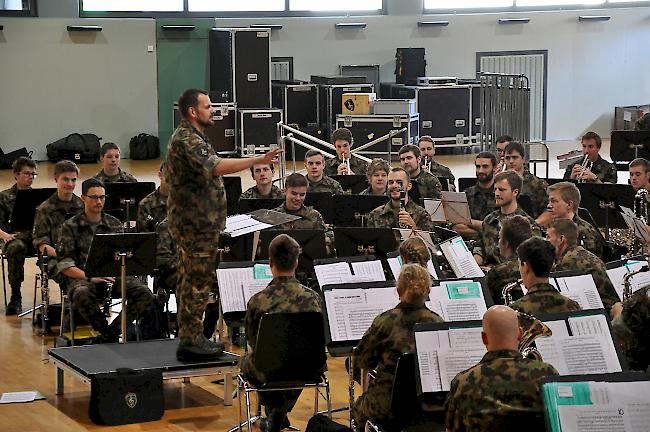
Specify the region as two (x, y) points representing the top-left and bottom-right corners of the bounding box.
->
(260, 148), (284, 165)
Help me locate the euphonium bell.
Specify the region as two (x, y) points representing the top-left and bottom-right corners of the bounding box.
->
(517, 311), (553, 361)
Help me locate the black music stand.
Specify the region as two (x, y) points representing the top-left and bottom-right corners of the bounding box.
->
(85, 232), (156, 343)
(258, 229), (327, 275)
(457, 178), (475, 193)
(577, 183), (635, 234)
(224, 176), (242, 216)
(332, 195), (389, 227)
(238, 198), (285, 213)
(104, 182), (155, 227)
(610, 130), (650, 169)
(329, 175), (368, 194)
(334, 227), (398, 258)
(304, 192), (334, 223)
(10, 188), (57, 232)
(517, 195), (534, 218)
(218, 233), (254, 263)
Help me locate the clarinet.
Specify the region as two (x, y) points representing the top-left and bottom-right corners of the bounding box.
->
(40, 251), (50, 331)
(399, 184), (409, 229)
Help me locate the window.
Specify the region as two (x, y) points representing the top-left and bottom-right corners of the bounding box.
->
(424, 0), (513, 8)
(424, 0), (650, 11)
(290, 0), (383, 11)
(515, 0), (603, 5)
(188, 0), (285, 12)
(1, 0), (37, 16)
(81, 0), (183, 12)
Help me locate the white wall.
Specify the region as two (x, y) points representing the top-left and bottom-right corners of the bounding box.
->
(0, 18), (157, 159)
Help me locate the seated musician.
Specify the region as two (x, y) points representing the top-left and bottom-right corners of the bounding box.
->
(563, 131), (617, 183)
(418, 136), (455, 190)
(241, 234), (324, 432)
(272, 173), (327, 231)
(629, 158), (650, 192)
(399, 237), (431, 269)
(304, 150), (344, 195)
(509, 237), (580, 315)
(239, 162), (283, 199)
(137, 162), (168, 232)
(546, 219), (619, 314)
(398, 144), (442, 200)
(324, 127), (368, 176)
(1, 156), (37, 315)
(56, 178), (157, 343)
(94, 142), (138, 183)
(352, 263), (443, 430)
(545, 181), (603, 259)
(359, 158), (390, 196)
(444, 305), (559, 432)
(494, 134), (512, 173)
(504, 141), (548, 219)
(473, 171), (541, 267)
(485, 215), (532, 304)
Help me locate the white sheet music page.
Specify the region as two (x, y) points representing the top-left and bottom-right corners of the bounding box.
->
(351, 260), (386, 282)
(556, 274), (604, 310)
(387, 256), (438, 280)
(314, 262), (353, 287)
(415, 331), (445, 393)
(243, 279), (271, 305)
(439, 237), (485, 278)
(435, 280), (487, 321)
(217, 267), (254, 313)
(535, 335), (622, 375)
(437, 349), (486, 391)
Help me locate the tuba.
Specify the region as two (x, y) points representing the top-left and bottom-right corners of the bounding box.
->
(622, 265), (649, 302)
(517, 312), (553, 361)
(502, 279), (522, 305)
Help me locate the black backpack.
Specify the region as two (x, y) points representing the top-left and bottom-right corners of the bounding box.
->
(46, 133), (101, 163)
(129, 133), (160, 160)
(0, 147), (32, 169)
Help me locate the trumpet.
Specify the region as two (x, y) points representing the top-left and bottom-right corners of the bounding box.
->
(577, 155), (593, 183)
(342, 153), (351, 175)
(622, 265), (649, 302)
(517, 311), (553, 361)
(422, 156), (432, 173)
(502, 279), (523, 305)
(500, 157), (507, 172)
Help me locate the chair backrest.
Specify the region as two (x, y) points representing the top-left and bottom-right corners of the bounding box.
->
(254, 312), (326, 384)
(389, 353), (421, 420)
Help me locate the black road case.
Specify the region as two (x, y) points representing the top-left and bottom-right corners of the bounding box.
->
(173, 103), (237, 155)
(319, 83), (374, 140)
(238, 108), (282, 157)
(272, 82), (319, 128)
(335, 114), (419, 157)
(310, 75), (367, 85)
(209, 28), (271, 109)
(395, 48), (426, 85)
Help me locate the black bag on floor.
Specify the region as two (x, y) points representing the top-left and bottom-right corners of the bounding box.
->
(306, 414), (353, 432)
(129, 133), (160, 160)
(89, 368), (164, 425)
(0, 147), (32, 169)
(46, 133), (101, 163)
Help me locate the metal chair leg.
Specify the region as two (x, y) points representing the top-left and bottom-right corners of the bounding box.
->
(2, 254), (7, 309)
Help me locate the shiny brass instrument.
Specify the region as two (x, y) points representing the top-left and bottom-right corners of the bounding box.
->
(622, 265), (649, 302)
(422, 156), (432, 173)
(634, 188), (650, 224)
(500, 157), (507, 172)
(517, 311), (553, 361)
(342, 153), (351, 175)
(502, 279), (522, 305)
(577, 155), (593, 183)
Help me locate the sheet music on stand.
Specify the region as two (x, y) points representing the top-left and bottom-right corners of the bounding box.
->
(216, 261), (273, 313)
(386, 254), (438, 281)
(423, 192), (471, 225)
(438, 236), (485, 278)
(606, 258), (650, 301)
(426, 280), (489, 321)
(547, 274), (604, 310)
(225, 209), (299, 237)
(313, 257), (385, 287)
(620, 206), (650, 244)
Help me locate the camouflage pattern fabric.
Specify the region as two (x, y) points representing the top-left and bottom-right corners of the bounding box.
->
(554, 244), (619, 313)
(239, 185), (284, 199)
(136, 188), (167, 233)
(352, 302), (442, 428)
(635, 113), (650, 131)
(520, 169), (549, 219)
(444, 349), (559, 432)
(324, 156), (368, 176)
(308, 175), (344, 195)
(429, 160), (455, 186)
(155, 218), (178, 293)
(509, 282), (581, 316)
(240, 276), (323, 413)
(473, 207), (541, 266)
(271, 204), (327, 231)
(562, 155), (618, 184)
(367, 199), (438, 245)
(485, 256), (522, 304)
(0, 184), (34, 288)
(359, 187), (385, 196)
(94, 168), (138, 183)
(574, 214), (604, 260)
(411, 170), (442, 200)
(612, 286), (650, 371)
(464, 183), (496, 221)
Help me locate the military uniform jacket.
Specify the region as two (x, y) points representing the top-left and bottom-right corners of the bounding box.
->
(359, 187), (385, 196)
(324, 155), (368, 176)
(0, 184), (33, 247)
(136, 188), (167, 233)
(272, 204), (327, 231)
(464, 182), (496, 221)
(94, 168), (137, 184)
(56, 212), (123, 276)
(239, 185), (283, 200)
(444, 349), (559, 432)
(307, 175), (344, 195)
(367, 199), (435, 233)
(520, 169), (549, 219)
(635, 113), (650, 131)
(241, 276), (323, 382)
(32, 192), (83, 251)
(411, 169), (442, 199)
(485, 256), (520, 304)
(429, 160), (455, 185)
(574, 214), (604, 259)
(510, 282), (581, 316)
(563, 155), (617, 184)
(164, 119), (225, 242)
(474, 207), (541, 266)
(155, 218), (177, 275)
(554, 245), (619, 312)
(612, 286), (650, 371)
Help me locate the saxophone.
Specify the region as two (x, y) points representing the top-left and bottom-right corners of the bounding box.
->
(502, 279), (522, 305)
(517, 311), (553, 361)
(622, 265), (649, 302)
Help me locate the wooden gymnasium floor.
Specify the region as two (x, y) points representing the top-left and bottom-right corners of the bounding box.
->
(0, 139), (623, 431)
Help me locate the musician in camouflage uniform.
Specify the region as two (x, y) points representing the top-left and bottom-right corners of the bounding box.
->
(271, 174), (327, 231)
(509, 237), (581, 315)
(630, 158), (650, 192)
(324, 128), (368, 176)
(418, 136), (455, 190)
(611, 285), (650, 371)
(136, 162), (168, 232)
(445, 305), (559, 431)
(241, 234), (324, 432)
(473, 171), (541, 267)
(352, 264), (442, 430)
(239, 162), (283, 200)
(486, 215), (532, 304)
(359, 158), (390, 196)
(453, 152), (497, 239)
(398, 144), (442, 200)
(494, 135), (512, 173)
(56, 178), (155, 343)
(32, 160), (83, 285)
(547, 219), (619, 313)
(304, 150), (344, 195)
(545, 181), (604, 259)
(563, 132), (617, 183)
(635, 112), (650, 131)
(165, 89), (282, 360)
(94, 142), (138, 183)
(1, 157), (37, 315)
(399, 237), (431, 269)
(504, 142), (548, 219)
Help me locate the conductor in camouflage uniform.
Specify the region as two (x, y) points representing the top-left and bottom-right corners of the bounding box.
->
(352, 264), (442, 430)
(154, 218), (178, 298)
(504, 141), (549, 219)
(136, 162), (168, 232)
(1, 157), (37, 315)
(56, 178), (155, 343)
(398, 144), (442, 200)
(324, 128), (368, 176)
(165, 89), (282, 360)
(509, 237), (581, 316)
(444, 305), (559, 431)
(304, 150), (344, 195)
(241, 234), (324, 432)
(239, 162), (283, 199)
(563, 132), (617, 183)
(547, 219), (619, 313)
(611, 284), (650, 371)
(94, 142), (138, 183)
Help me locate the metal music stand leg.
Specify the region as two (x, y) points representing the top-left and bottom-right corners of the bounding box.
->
(119, 252), (127, 343)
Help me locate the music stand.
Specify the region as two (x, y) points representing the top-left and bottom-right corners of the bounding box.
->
(517, 195), (534, 218)
(610, 130), (650, 168)
(457, 178), (475, 193)
(238, 198), (285, 213)
(85, 232), (156, 343)
(329, 175), (368, 194)
(331, 195), (389, 227)
(218, 233), (254, 263)
(104, 182), (156, 227)
(577, 183), (635, 233)
(304, 192), (334, 223)
(224, 176), (243, 216)
(10, 188), (57, 233)
(258, 229), (327, 275)
(333, 227), (398, 258)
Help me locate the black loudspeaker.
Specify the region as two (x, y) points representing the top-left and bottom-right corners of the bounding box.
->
(209, 28), (271, 108)
(395, 47), (426, 85)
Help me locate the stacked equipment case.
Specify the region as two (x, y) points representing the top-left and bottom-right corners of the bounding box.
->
(173, 103), (237, 155)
